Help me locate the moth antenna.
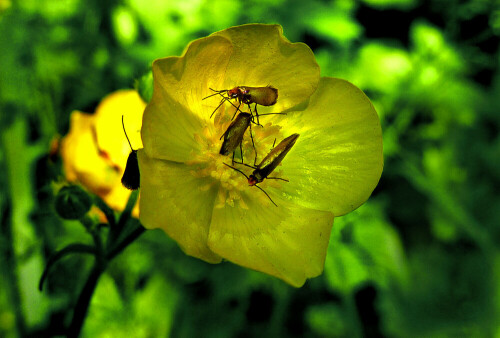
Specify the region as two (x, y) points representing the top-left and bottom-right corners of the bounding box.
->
(210, 97), (229, 118)
(237, 162), (257, 170)
(122, 115), (134, 151)
(223, 162), (250, 180)
(254, 185), (277, 207)
(202, 88), (227, 100)
(223, 163), (277, 207)
(231, 102), (242, 120)
(209, 87), (225, 92)
(221, 94), (243, 115)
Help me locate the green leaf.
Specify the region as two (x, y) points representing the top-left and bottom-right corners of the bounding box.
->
(306, 303), (346, 337)
(325, 244), (370, 294)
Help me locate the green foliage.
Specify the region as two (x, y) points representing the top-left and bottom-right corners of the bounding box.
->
(1, 0), (499, 337)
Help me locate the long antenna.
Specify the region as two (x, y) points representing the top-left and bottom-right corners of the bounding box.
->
(223, 162), (277, 207)
(205, 88), (245, 119)
(122, 115), (134, 151)
(223, 162), (249, 179)
(254, 185), (277, 207)
(210, 97), (228, 118)
(202, 88), (225, 100)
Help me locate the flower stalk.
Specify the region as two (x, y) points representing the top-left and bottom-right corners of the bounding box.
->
(42, 190), (144, 337)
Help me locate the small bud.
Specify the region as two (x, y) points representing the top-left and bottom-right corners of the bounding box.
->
(55, 185), (92, 220)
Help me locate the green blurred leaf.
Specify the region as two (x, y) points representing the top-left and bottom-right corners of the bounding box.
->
(362, 0), (416, 9)
(353, 214), (408, 286)
(326, 203), (407, 293)
(112, 6), (138, 46)
(306, 303), (346, 337)
(351, 43), (412, 92)
(325, 243), (370, 294)
(304, 5), (362, 43)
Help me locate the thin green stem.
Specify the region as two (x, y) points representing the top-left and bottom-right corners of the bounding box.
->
(344, 292), (363, 338)
(66, 262), (106, 338)
(1, 207), (26, 337)
(39, 243), (96, 291)
(107, 190), (138, 247)
(65, 191), (143, 337)
(106, 224), (145, 260)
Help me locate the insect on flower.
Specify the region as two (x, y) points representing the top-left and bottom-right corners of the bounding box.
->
(224, 133), (299, 206)
(121, 115), (140, 190)
(219, 111), (284, 164)
(219, 112), (256, 164)
(203, 85), (279, 124)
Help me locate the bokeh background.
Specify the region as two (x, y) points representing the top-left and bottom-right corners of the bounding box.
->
(1, 0), (500, 337)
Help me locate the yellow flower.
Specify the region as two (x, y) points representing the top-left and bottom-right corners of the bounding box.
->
(139, 24), (383, 286)
(61, 90), (145, 217)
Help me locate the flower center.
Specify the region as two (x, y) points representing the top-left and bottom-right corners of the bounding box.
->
(187, 104), (285, 208)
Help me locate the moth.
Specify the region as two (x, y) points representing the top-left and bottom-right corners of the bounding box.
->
(203, 85), (279, 124)
(224, 133), (299, 206)
(121, 116), (140, 190)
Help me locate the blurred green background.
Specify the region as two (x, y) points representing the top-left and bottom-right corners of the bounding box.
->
(1, 0), (500, 337)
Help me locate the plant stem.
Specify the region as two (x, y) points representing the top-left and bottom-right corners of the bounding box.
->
(66, 262), (106, 338)
(64, 191), (143, 337)
(107, 224), (145, 260)
(65, 223), (145, 337)
(344, 292), (363, 338)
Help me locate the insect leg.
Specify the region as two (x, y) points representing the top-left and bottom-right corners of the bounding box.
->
(254, 103), (261, 126)
(239, 141), (244, 164)
(248, 122), (258, 166)
(230, 144), (245, 165)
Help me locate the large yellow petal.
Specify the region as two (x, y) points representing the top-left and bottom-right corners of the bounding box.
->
(212, 24), (320, 114)
(138, 150), (222, 263)
(95, 90), (146, 168)
(272, 77), (383, 216)
(61, 109), (140, 217)
(142, 35), (233, 162)
(61, 111), (119, 195)
(207, 192), (334, 287)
